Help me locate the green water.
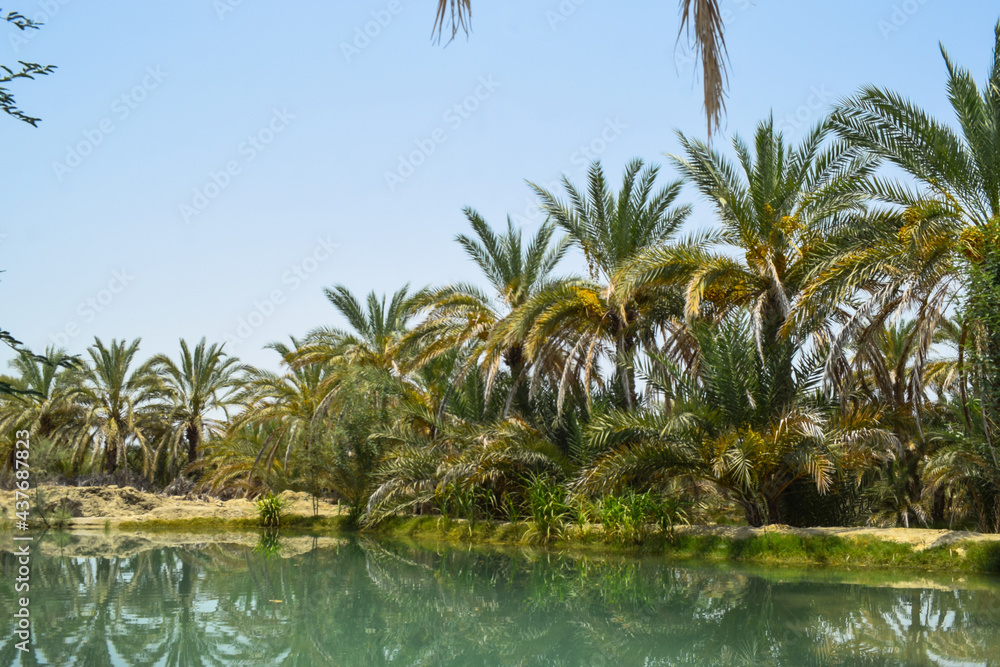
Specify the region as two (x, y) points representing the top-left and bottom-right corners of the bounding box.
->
(3, 535), (1000, 666)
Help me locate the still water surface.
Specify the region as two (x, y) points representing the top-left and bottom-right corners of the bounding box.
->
(2, 533), (1000, 665)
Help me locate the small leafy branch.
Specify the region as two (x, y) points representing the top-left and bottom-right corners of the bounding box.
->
(2, 9), (57, 126)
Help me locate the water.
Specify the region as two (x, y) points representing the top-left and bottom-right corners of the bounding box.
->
(2, 533), (1000, 666)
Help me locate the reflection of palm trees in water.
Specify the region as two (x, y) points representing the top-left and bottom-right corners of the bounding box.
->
(3, 540), (999, 665)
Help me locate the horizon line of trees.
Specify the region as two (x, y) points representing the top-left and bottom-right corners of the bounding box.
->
(4, 23), (1000, 533)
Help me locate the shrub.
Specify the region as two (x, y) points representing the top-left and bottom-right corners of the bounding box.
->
(255, 492), (287, 528)
(523, 474), (571, 545)
(600, 490), (690, 545)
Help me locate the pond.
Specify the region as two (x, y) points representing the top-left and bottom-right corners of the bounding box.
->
(2, 533), (1000, 665)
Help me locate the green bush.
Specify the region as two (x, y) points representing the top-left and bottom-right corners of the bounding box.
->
(599, 490), (689, 545)
(523, 475), (570, 544)
(255, 492), (287, 528)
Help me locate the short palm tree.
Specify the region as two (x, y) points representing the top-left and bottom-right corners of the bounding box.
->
(144, 338), (246, 473)
(228, 339), (330, 481)
(69, 338), (166, 476)
(577, 313), (892, 526)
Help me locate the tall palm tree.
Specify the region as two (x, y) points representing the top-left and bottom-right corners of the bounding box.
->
(510, 159), (691, 411)
(829, 21), (1000, 446)
(622, 118), (872, 403)
(408, 208), (568, 414)
(69, 338), (166, 476)
(144, 338), (246, 472)
(292, 284), (425, 376)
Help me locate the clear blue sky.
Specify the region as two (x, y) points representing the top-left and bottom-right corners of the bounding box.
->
(2, 0), (997, 371)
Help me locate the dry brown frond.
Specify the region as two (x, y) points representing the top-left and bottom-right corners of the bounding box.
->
(678, 0), (729, 140)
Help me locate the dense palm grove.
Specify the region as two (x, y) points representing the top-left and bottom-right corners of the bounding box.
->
(5, 28), (1000, 533)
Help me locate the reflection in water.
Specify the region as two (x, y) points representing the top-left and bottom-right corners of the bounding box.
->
(2, 535), (1000, 666)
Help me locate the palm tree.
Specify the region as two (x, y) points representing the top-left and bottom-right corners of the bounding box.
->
(829, 21), (1000, 448)
(510, 159), (691, 411)
(144, 338), (246, 472)
(623, 118), (872, 405)
(577, 313), (892, 526)
(69, 338), (166, 476)
(0, 346), (79, 472)
(291, 284), (425, 376)
(408, 208), (568, 414)
(364, 365), (569, 526)
(226, 339), (331, 486)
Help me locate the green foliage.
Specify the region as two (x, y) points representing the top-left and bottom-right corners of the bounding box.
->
(599, 489), (689, 545)
(522, 474), (571, 544)
(254, 530), (283, 558)
(255, 492), (287, 528)
(1, 11), (56, 126)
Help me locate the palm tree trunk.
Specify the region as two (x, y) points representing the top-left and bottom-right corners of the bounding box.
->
(103, 439), (118, 474)
(186, 425), (201, 467)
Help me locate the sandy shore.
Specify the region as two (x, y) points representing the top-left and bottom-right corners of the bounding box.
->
(0, 484), (344, 528)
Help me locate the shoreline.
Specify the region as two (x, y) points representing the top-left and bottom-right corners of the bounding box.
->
(3, 485), (1000, 574)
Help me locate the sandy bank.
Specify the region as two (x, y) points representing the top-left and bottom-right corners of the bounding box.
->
(0, 484), (344, 528)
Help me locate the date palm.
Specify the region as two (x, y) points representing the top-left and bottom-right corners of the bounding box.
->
(0, 346), (79, 471)
(408, 208), (567, 415)
(511, 158), (691, 411)
(291, 284), (426, 376)
(227, 339), (331, 484)
(69, 337), (167, 476)
(577, 313), (892, 526)
(829, 21), (1000, 445)
(144, 338), (246, 472)
(622, 118), (872, 405)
